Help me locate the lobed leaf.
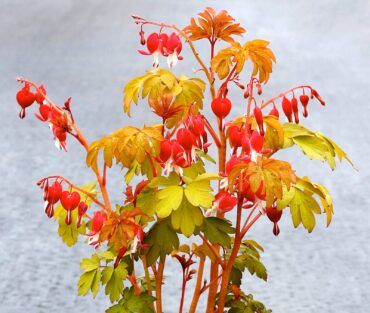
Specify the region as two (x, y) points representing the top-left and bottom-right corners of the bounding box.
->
(106, 287), (155, 313)
(183, 7), (246, 43)
(211, 40), (275, 83)
(201, 217), (235, 248)
(277, 176), (334, 232)
(78, 254), (101, 298)
(86, 124), (163, 178)
(283, 123), (353, 170)
(171, 197), (204, 237)
(101, 263), (128, 303)
(123, 69), (205, 128)
(144, 218), (179, 265)
(228, 157), (296, 207)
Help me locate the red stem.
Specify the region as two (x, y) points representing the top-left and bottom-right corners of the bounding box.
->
(261, 85), (314, 110)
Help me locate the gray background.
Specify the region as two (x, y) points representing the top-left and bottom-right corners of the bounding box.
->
(1, 0), (369, 312)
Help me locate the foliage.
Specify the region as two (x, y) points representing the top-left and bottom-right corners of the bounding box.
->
(16, 6), (352, 313)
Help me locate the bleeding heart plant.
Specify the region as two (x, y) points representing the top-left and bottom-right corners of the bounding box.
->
(16, 7), (353, 313)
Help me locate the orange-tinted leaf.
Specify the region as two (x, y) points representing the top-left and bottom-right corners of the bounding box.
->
(86, 124), (163, 173)
(100, 208), (144, 251)
(184, 7), (246, 43)
(229, 157), (296, 207)
(211, 40), (275, 83)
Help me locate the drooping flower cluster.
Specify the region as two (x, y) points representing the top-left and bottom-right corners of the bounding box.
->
(156, 114), (210, 175)
(16, 81), (72, 151)
(138, 31), (183, 67)
(38, 178), (87, 225)
(280, 88), (325, 123)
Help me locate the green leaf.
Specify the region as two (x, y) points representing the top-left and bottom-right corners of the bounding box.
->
(106, 287), (155, 313)
(144, 219), (179, 265)
(201, 217), (235, 248)
(101, 262), (128, 303)
(171, 197), (204, 237)
(78, 254), (101, 298)
(232, 240), (267, 282)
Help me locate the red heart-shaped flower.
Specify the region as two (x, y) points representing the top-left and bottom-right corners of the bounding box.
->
(61, 191), (80, 211)
(16, 85), (35, 109)
(211, 97), (232, 119)
(47, 181), (62, 205)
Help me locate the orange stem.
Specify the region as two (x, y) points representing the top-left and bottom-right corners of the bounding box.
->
(188, 257), (205, 313)
(155, 257), (165, 313)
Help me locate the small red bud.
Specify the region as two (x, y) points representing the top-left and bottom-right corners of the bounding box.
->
(299, 95), (309, 118)
(77, 201), (88, 228)
(266, 206), (283, 236)
(253, 106), (264, 135)
(35, 85), (46, 105)
(257, 84), (262, 95)
(291, 97), (299, 124)
(139, 30), (146, 45)
(312, 89), (325, 106)
(269, 105), (279, 118)
(16, 83), (35, 118)
(282, 97), (293, 122)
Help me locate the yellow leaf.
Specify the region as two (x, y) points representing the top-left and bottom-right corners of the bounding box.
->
(277, 177), (333, 232)
(283, 123), (354, 170)
(154, 186), (184, 218)
(86, 125), (163, 178)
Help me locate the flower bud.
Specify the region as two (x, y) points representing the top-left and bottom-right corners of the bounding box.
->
(139, 30), (146, 45)
(282, 97), (293, 122)
(291, 97), (299, 124)
(299, 95), (309, 117)
(257, 83), (262, 95)
(253, 106), (264, 135)
(269, 105), (279, 118)
(312, 89), (325, 106)
(35, 85), (46, 105)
